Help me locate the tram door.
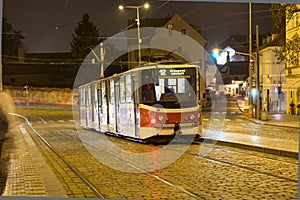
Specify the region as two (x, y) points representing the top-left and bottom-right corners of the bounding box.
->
(115, 78), (120, 133)
(91, 82), (99, 131)
(108, 78), (116, 132)
(99, 81), (108, 132)
(79, 86), (86, 127)
(133, 75), (140, 138)
(86, 85), (93, 128)
(116, 74), (136, 137)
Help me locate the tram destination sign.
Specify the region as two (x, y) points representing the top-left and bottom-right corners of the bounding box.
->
(158, 68), (194, 77)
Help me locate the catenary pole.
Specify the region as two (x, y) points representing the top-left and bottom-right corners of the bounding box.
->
(256, 24), (260, 119)
(248, 2), (252, 107)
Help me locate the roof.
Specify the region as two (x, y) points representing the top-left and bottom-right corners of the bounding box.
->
(259, 31), (285, 49)
(219, 34), (265, 53)
(128, 17), (171, 29)
(219, 61), (249, 76)
(218, 34), (249, 53)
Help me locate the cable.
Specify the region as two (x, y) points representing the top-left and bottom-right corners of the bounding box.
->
(56, 0), (69, 30)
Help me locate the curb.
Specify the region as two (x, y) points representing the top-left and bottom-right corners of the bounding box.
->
(202, 138), (298, 159)
(241, 115), (299, 129)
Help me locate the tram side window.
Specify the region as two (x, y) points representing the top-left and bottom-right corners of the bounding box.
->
(80, 88), (85, 106)
(119, 76), (126, 103)
(142, 83), (155, 102)
(101, 82), (106, 103)
(141, 69), (155, 103)
(110, 79), (115, 103)
(125, 74), (132, 103)
(87, 86), (91, 106)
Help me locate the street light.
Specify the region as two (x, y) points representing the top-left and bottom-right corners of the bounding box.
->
(213, 48), (256, 64)
(119, 3), (150, 65)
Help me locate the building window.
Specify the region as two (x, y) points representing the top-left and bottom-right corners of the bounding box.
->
(181, 29), (186, 35)
(167, 24), (173, 36)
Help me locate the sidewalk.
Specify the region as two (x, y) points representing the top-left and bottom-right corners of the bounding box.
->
(204, 106), (299, 159)
(249, 113), (299, 128)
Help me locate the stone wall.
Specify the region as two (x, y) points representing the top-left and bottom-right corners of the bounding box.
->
(3, 86), (74, 105)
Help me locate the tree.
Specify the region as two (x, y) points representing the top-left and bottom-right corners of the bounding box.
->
(286, 33), (300, 68)
(70, 13), (100, 60)
(270, 4), (299, 64)
(2, 17), (25, 57)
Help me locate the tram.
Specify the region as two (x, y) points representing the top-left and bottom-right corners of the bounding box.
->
(78, 63), (202, 143)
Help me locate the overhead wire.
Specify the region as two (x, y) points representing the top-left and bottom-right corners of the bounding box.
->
(56, 0), (69, 30)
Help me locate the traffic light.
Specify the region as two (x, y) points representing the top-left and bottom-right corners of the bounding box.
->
(278, 86), (282, 94)
(250, 59), (255, 73)
(274, 86), (282, 93)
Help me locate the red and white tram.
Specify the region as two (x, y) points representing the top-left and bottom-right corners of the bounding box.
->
(79, 63), (202, 143)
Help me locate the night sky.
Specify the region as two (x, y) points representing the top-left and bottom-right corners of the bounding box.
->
(3, 0), (273, 53)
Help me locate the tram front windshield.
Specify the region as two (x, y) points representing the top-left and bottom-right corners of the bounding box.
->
(141, 68), (197, 108)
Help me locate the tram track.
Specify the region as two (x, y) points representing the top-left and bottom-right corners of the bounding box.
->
(35, 115), (298, 184)
(11, 113), (205, 199)
(9, 113), (107, 199)
(188, 141), (298, 183)
(38, 120), (298, 192)
(9, 112), (298, 199)
(200, 143), (298, 165)
(44, 125), (204, 199)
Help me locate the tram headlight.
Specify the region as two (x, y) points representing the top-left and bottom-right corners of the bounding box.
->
(158, 115), (164, 122)
(189, 114), (196, 120)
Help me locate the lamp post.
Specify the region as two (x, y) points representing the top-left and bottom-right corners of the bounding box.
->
(119, 3), (149, 65)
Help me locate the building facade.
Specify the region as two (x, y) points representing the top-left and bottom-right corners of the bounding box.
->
(285, 5), (300, 114)
(259, 37), (286, 113)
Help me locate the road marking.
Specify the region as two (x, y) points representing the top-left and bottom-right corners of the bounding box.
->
(58, 120), (65, 123)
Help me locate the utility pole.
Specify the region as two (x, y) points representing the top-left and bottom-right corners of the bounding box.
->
(256, 25), (260, 119)
(100, 42), (105, 79)
(248, 2), (253, 110)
